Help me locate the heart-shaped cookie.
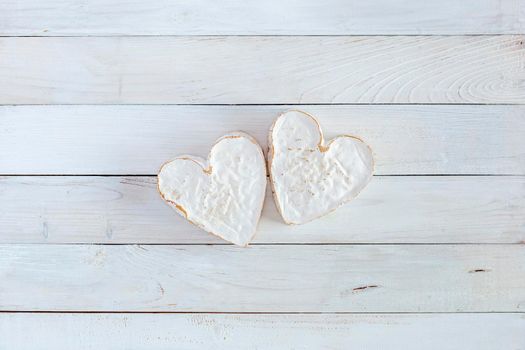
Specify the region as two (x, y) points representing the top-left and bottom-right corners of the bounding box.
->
(268, 110), (374, 224)
(158, 132), (267, 246)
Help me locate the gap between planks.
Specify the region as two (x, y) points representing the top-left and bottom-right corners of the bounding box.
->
(1, 174), (523, 176)
(0, 311), (524, 314)
(1, 103), (524, 106)
(0, 243), (522, 246)
(2, 34), (524, 38)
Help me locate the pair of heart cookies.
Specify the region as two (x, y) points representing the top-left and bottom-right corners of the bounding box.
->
(158, 110), (374, 246)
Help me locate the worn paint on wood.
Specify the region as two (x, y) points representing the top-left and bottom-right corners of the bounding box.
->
(1, 105), (524, 175)
(1, 36), (523, 104)
(1, 176), (523, 244)
(1, 1), (523, 343)
(0, 244), (523, 312)
(1, 0), (523, 36)
(1, 313), (524, 350)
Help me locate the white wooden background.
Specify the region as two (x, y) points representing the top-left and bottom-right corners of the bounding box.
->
(1, 1), (524, 349)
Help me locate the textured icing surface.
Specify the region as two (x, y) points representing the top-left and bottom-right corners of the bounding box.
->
(269, 110), (373, 224)
(158, 132), (266, 246)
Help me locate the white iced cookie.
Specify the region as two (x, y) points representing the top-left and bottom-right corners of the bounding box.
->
(269, 110), (374, 224)
(158, 132), (267, 246)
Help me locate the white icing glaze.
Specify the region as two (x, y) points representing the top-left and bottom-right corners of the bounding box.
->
(269, 110), (374, 224)
(158, 132), (266, 246)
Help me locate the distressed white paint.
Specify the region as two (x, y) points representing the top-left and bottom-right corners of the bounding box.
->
(1, 36), (524, 104)
(1, 176), (523, 244)
(1, 0), (523, 345)
(1, 105), (524, 175)
(158, 133), (267, 246)
(1, 313), (524, 350)
(269, 110), (374, 224)
(1, 0), (523, 35)
(1, 244), (523, 312)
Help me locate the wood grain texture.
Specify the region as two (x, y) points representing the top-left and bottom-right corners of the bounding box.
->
(1, 176), (523, 244)
(1, 0), (524, 343)
(1, 244), (524, 312)
(1, 36), (523, 104)
(1, 313), (524, 350)
(1, 0), (523, 36)
(2, 105), (524, 175)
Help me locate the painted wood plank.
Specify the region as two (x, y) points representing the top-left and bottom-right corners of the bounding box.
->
(1, 0), (523, 36)
(1, 313), (524, 350)
(1, 36), (523, 104)
(2, 105), (524, 175)
(1, 245), (523, 312)
(1, 176), (523, 244)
